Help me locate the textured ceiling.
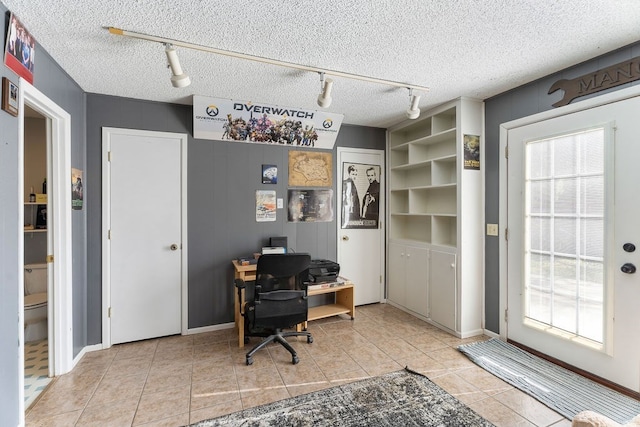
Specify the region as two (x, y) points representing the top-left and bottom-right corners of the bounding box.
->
(4, 0), (640, 127)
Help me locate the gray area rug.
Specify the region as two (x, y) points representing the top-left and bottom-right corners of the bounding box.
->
(189, 367), (494, 426)
(458, 338), (640, 424)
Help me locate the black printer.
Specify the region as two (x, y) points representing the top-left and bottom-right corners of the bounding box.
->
(309, 259), (340, 283)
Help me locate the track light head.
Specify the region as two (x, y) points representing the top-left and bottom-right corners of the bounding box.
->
(406, 89), (421, 119)
(165, 44), (191, 88)
(317, 73), (333, 108)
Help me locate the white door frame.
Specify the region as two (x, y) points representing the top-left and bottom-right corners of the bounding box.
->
(101, 127), (188, 348)
(336, 147), (386, 304)
(498, 84), (640, 338)
(18, 79), (74, 418)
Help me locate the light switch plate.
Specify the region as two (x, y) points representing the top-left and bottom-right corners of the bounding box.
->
(486, 223), (499, 236)
(277, 198), (283, 209)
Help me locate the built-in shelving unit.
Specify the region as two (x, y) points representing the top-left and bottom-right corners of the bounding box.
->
(388, 106), (460, 246)
(386, 97), (484, 338)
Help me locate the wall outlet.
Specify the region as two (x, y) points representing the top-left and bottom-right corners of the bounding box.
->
(486, 223), (499, 236)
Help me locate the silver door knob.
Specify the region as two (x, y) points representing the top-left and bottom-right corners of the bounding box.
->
(170, 244), (178, 251)
(342, 236), (349, 241)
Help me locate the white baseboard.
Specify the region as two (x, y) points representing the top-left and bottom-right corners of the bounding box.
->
(483, 329), (500, 339)
(72, 343), (105, 368)
(70, 324), (235, 368)
(186, 322), (234, 335)
(459, 328), (486, 339)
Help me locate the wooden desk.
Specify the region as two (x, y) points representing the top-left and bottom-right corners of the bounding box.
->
(232, 260), (355, 348)
(232, 260), (256, 348)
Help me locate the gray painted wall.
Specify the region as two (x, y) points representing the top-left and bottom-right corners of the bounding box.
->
(86, 93), (385, 341)
(2, 2), (636, 423)
(0, 4), (87, 425)
(483, 41), (640, 333)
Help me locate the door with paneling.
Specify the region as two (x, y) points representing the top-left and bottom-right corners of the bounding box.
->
(103, 128), (186, 345)
(506, 96), (640, 391)
(430, 250), (456, 331)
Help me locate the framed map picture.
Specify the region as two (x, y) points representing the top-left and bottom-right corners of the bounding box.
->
(288, 150), (332, 187)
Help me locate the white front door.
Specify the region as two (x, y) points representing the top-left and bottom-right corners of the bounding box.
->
(337, 148), (385, 306)
(103, 128), (187, 345)
(506, 95), (640, 391)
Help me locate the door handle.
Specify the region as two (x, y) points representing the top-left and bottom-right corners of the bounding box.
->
(621, 263), (636, 274)
(170, 244), (178, 251)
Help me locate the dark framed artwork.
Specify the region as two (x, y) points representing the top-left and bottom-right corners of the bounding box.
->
(341, 162), (381, 229)
(287, 189), (333, 223)
(2, 77), (19, 116)
(262, 164), (277, 184)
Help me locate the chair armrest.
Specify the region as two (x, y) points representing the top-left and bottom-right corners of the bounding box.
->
(235, 278), (246, 289)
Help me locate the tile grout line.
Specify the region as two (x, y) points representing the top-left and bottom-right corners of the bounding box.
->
(73, 346), (120, 426)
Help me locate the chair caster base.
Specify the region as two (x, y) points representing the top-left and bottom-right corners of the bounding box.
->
(307, 336), (313, 344)
(246, 357), (253, 366)
(292, 355), (299, 364)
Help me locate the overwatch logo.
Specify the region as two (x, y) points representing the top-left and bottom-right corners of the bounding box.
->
(322, 118), (333, 129)
(205, 105), (219, 117)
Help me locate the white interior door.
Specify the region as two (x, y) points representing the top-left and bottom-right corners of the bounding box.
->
(506, 96), (640, 391)
(103, 128), (186, 345)
(337, 148), (385, 306)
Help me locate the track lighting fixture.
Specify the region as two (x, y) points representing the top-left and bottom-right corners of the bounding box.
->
(165, 44), (191, 88)
(317, 72), (334, 108)
(109, 27), (430, 115)
(406, 88), (421, 120)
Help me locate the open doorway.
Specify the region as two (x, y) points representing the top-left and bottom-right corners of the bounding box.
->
(18, 79), (73, 418)
(23, 105), (51, 409)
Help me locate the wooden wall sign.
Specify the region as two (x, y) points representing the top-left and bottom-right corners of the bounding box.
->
(548, 56), (640, 107)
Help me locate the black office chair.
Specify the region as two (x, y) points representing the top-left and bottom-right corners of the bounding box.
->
(235, 253), (313, 365)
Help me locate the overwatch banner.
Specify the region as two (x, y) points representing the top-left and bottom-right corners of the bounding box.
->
(193, 96), (344, 149)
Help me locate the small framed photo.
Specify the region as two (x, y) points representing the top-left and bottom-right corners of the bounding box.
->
(2, 77), (18, 117)
(262, 164), (277, 184)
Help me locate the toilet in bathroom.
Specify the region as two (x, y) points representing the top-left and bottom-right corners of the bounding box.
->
(24, 263), (48, 342)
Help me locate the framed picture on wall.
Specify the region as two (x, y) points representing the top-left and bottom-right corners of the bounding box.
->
(1, 77), (19, 116)
(287, 189), (334, 223)
(4, 13), (35, 84)
(72, 168), (84, 210)
(262, 164), (277, 184)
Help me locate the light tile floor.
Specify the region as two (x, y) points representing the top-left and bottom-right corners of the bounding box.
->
(26, 304), (572, 427)
(25, 339), (51, 410)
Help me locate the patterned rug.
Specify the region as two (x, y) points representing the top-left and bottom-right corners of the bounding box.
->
(190, 367), (494, 426)
(458, 338), (640, 424)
